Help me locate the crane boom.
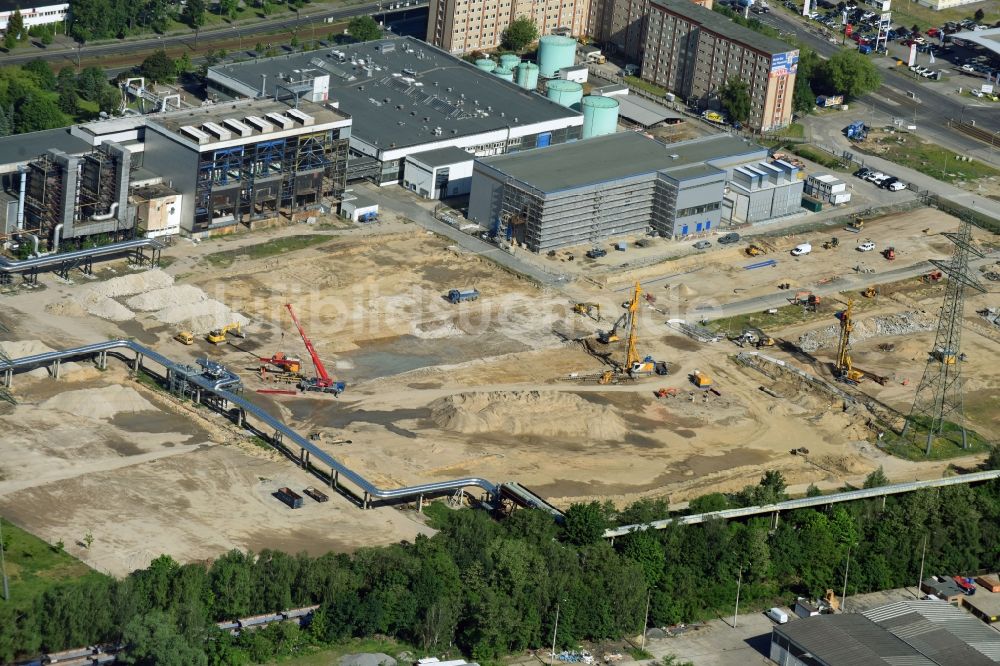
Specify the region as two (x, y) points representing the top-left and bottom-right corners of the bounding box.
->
(285, 304), (331, 383)
(625, 281), (642, 369)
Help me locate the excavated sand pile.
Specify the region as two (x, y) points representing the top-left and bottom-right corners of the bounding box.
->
(40, 385), (155, 420)
(126, 285), (207, 312)
(81, 290), (134, 321)
(154, 301), (249, 335)
(45, 300), (87, 317)
(0, 340), (83, 378)
(797, 311), (935, 352)
(87, 270), (174, 298)
(430, 390), (628, 440)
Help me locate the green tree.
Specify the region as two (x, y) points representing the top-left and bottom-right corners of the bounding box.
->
(563, 501), (609, 545)
(818, 49), (881, 99)
(347, 16), (381, 42)
(501, 16), (538, 52)
(689, 492), (728, 513)
(973, 7), (985, 21)
(23, 59), (56, 89)
(14, 95), (65, 134)
(793, 47), (821, 115)
(141, 49), (176, 82)
(863, 466), (890, 488)
(984, 445), (1000, 470)
(182, 0), (207, 28)
(719, 77), (751, 124)
(119, 610), (208, 666)
(220, 0), (239, 19)
(806, 484), (823, 497)
(6, 8), (25, 43)
(58, 86), (80, 115)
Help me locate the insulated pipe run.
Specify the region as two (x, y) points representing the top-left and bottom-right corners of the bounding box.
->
(16, 166), (26, 230)
(51, 224), (63, 255)
(89, 202), (118, 222)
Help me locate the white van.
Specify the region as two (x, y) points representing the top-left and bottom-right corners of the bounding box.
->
(791, 243), (812, 256)
(767, 607), (790, 624)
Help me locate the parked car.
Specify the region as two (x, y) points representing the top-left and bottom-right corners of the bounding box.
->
(586, 248), (608, 259)
(888, 180), (907, 191)
(962, 64), (976, 73)
(718, 232), (741, 245)
(971, 89), (985, 97)
(693, 240), (712, 249)
(857, 241), (876, 252)
(854, 167), (872, 178)
(791, 243), (812, 256)
(880, 177), (899, 189)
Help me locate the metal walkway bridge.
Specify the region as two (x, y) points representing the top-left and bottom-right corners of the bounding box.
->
(603, 469), (1000, 538)
(0, 339), (497, 508)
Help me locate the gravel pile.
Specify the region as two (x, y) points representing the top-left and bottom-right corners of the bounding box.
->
(86, 269), (174, 298)
(797, 311), (935, 352)
(40, 385), (155, 419)
(81, 290), (134, 321)
(154, 299), (249, 334)
(126, 285), (208, 312)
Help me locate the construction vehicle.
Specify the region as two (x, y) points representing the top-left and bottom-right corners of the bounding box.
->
(690, 370), (712, 389)
(174, 331), (194, 345)
(835, 299), (865, 384)
(733, 327), (775, 348)
(823, 589), (840, 612)
(792, 291), (821, 311)
(823, 237), (840, 250)
(621, 282), (667, 378)
(447, 288), (479, 304)
(845, 120), (867, 141)
(845, 218), (864, 233)
(573, 302), (602, 321)
(882, 246), (896, 261)
(206, 322), (245, 345)
(923, 270), (943, 283)
(655, 387), (679, 398)
(258, 352), (302, 374)
(746, 244), (766, 256)
(597, 310), (628, 344)
(285, 303), (346, 396)
(862, 285), (878, 298)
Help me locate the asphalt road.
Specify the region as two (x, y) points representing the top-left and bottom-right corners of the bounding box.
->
(0, 0), (429, 68)
(760, 7), (999, 163)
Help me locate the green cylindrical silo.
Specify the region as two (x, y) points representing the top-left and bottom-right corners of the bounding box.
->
(546, 80), (583, 108)
(581, 95), (619, 138)
(499, 53), (521, 70)
(475, 58), (496, 73)
(492, 66), (514, 82)
(516, 62), (539, 90)
(538, 35), (576, 78)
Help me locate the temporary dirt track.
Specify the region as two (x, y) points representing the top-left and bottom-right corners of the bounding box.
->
(0, 208), (997, 574)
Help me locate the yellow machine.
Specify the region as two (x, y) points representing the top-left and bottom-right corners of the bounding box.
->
(847, 218), (864, 233)
(690, 370), (713, 389)
(597, 310), (628, 344)
(862, 285), (878, 298)
(835, 299), (864, 383)
(573, 302), (602, 321)
(824, 589), (841, 612)
(174, 331), (194, 345)
(746, 244), (765, 257)
(206, 322), (245, 345)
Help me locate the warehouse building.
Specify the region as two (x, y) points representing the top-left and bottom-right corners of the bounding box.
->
(467, 132), (766, 251)
(641, 0), (798, 131)
(142, 98), (350, 235)
(770, 600), (1000, 666)
(206, 38), (584, 186)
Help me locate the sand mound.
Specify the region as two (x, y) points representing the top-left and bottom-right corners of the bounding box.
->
(40, 385), (155, 420)
(126, 285), (208, 312)
(0, 340), (83, 377)
(81, 291), (134, 321)
(430, 390), (628, 440)
(45, 300), (87, 317)
(154, 300), (249, 335)
(677, 283), (698, 297)
(87, 269), (174, 298)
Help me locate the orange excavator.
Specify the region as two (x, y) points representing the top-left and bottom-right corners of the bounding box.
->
(258, 352), (302, 374)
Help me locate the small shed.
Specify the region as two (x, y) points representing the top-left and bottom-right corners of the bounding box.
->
(341, 193), (379, 222)
(558, 65), (589, 83)
(921, 577), (966, 604)
(794, 598), (821, 618)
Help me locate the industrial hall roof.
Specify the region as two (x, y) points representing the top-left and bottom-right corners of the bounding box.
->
(208, 37), (580, 152)
(478, 132), (760, 194)
(650, 0), (795, 56)
(0, 128), (93, 170)
(774, 613), (935, 666)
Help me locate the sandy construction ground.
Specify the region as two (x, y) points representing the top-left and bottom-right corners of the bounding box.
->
(0, 207), (997, 573)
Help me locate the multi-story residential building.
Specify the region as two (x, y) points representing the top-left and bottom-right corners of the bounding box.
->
(427, 0), (592, 53)
(641, 0), (797, 131)
(587, 0), (709, 63)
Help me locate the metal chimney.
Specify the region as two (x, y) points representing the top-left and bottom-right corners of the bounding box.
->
(260, 74), (267, 97)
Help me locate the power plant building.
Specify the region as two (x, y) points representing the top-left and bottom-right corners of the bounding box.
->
(467, 132), (768, 251)
(206, 38), (584, 185)
(641, 0), (798, 131)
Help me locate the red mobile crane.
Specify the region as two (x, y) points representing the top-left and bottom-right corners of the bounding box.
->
(285, 304), (346, 396)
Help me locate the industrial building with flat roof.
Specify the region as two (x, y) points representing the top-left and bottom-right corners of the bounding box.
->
(641, 0), (798, 131)
(467, 132), (768, 251)
(771, 600), (1000, 666)
(206, 37), (584, 185)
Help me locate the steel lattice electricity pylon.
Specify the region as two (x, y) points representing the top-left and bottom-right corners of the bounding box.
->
(901, 217), (985, 455)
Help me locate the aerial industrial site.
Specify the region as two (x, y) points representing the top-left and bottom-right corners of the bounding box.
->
(0, 6), (999, 662)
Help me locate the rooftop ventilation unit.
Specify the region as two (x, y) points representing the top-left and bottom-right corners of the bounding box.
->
(285, 108), (315, 126)
(265, 112), (293, 129)
(245, 115), (273, 133)
(180, 125), (210, 144)
(201, 121), (232, 141)
(223, 118), (253, 137)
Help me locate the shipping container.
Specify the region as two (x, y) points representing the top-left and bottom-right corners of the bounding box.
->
(276, 487), (304, 509)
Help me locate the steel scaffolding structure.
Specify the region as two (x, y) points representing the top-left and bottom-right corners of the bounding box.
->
(901, 217), (986, 454)
(22, 153), (68, 247)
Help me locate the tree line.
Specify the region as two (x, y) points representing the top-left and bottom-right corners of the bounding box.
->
(2, 461), (999, 664)
(0, 60), (120, 136)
